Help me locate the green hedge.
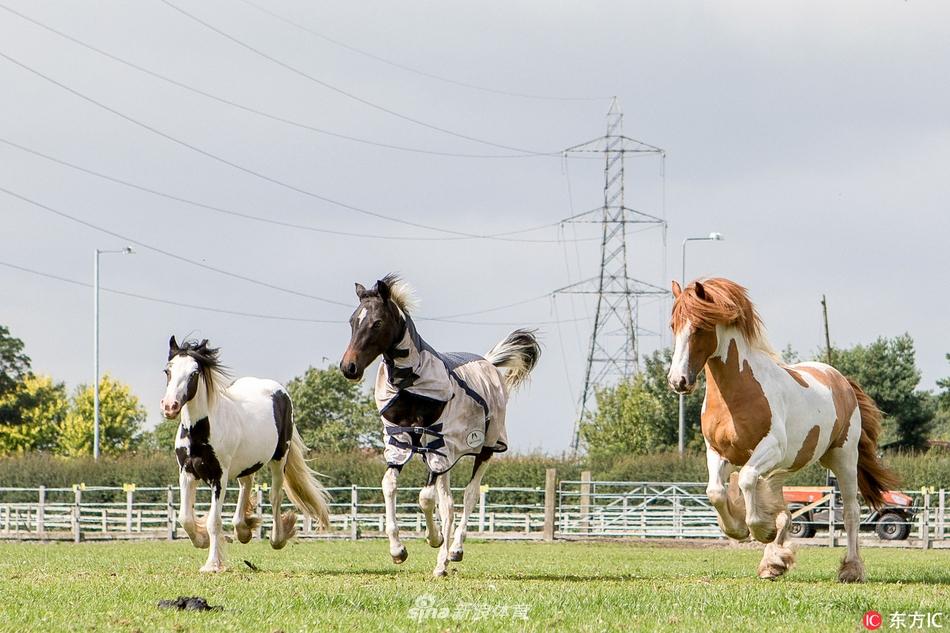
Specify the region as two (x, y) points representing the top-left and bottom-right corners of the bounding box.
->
(0, 449), (945, 493)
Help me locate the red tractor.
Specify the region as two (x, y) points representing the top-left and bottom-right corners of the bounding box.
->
(784, 478), (916, 541)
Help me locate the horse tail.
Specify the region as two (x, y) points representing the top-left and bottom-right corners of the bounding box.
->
(485, 329), (541, 391)
(848, 378), (900, 510)
(282, 429), (331, 529)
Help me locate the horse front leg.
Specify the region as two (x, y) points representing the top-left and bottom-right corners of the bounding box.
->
(433, 472), (454, 578)
(232, 475), (260, 544)
(757, 477), (796, 580)
(737, 437), (785, 543)
(419, 473), (443, 550)
(178, 470), (208, 549)
(269, 460), (297, 549)
(705, 446), (749, 540)
(383, 466), (408, 563)
(200, 469), (229, 573)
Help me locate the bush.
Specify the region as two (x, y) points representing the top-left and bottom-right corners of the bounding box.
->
(0, 448), (945, 497)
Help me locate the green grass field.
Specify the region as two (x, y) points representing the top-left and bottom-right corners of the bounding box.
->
(1, 539), (948, 632)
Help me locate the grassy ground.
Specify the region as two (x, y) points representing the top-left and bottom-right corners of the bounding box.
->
(0, 539), (948, 632)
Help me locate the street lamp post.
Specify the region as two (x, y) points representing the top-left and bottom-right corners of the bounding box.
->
(678, 232), (724, 456)
(94, 246), (133, 460)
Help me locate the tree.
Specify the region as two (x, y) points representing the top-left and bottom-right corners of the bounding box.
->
(833, 334), (933, 450)
(780, 344), (801, 365)
(581, 376), (669, 458)
(58, 374), (147, 456)
(580, 349), (707, 459)
(0, 325), (30, 400)
(286, 366), (381, 453)
(146, 416), (181, 453)
(640, 349), (706, 450)
(932, 354), (950, 440)
(0, 374), (68, 453)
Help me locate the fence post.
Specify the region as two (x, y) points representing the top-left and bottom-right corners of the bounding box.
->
(580, 470), (591, 536)
(37, 486), (46, 537)
(827, 492), (835, 548)
(256, 488), (264, 540)
(72, 487), (82, 543)
(543, 468), (557, 542)
(939, 489), (945, 540)
(166, 486), (175, 541)
(350, 485), (358, 541)
(922, 489), (931, 550)
(478, 486), (487, 533)
(125, 486), (134, 534)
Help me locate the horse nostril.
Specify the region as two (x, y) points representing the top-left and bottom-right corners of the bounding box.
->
(677, 377), (687, 391)
(346, 363), (357, 376)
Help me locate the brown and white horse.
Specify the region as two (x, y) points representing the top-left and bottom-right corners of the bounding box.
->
(667, 278), (898, 582)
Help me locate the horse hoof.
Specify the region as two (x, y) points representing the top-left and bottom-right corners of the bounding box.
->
(426, 533), (444, 549)
(199, 563), (225, 573)
(757, 565), (785, 581)
(433, 568), (448, 578)
(392, 547), (409, 564)
(235, 526), (252, 544)
(270, 538), (288, 550)
(448, 550), (463, 562)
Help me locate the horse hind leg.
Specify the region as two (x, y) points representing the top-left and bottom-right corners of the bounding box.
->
(823, 444), (865, 583)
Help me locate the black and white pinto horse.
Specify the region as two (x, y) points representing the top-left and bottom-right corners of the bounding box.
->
(340, 275), (540, 577)
(161, 337), (330, 572)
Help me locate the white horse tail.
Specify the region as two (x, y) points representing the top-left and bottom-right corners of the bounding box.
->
(282, 429), (331, 529)
(485, 329), (541, 391)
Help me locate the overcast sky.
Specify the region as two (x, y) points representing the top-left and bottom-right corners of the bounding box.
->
(2, 1), (948, 453)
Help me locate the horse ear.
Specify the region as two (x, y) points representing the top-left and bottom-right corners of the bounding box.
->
(197, 339), (209, 350)
(671, 281), (682, 298)
(169, 335), (179, 353)
(695, 281), (708, 301)
(375, 279), (391, 303)
(355, 283), (367, 298)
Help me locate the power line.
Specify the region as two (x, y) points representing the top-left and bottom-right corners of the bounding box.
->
(1, 186), (581, 324)
(0, 184), (352, 308)
(0, 259), (339, 323)
(234, 0), (607, 103)
(0, 50), (573, 243)
(159, 0), (558, 156)
(0, 2), (552, 160)
(0, 137), (590, 244)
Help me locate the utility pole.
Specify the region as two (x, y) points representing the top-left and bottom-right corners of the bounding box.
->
(94, 247), (133, 460)
(554, 98), (667, 452)
(821, 294), (833, 365)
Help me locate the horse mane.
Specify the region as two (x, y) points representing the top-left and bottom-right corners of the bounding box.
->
(672, 278), (775, 355)
(170, 338), (230, 402)
(381, 273), (419, 314)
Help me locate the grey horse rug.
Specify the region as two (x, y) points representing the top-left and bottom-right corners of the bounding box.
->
(375, 315), (508, 474)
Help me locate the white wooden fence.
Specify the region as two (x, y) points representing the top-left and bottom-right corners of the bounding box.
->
(1, 471), (945, 548)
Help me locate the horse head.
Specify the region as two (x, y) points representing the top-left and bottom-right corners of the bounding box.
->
(340, 276), (406, 381)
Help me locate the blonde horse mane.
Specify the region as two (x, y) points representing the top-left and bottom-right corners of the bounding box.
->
(381, 273), (419, 314)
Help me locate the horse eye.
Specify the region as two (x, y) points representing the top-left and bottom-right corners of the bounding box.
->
(163, 369), (170, 377)
(372, 320), (382, 329)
